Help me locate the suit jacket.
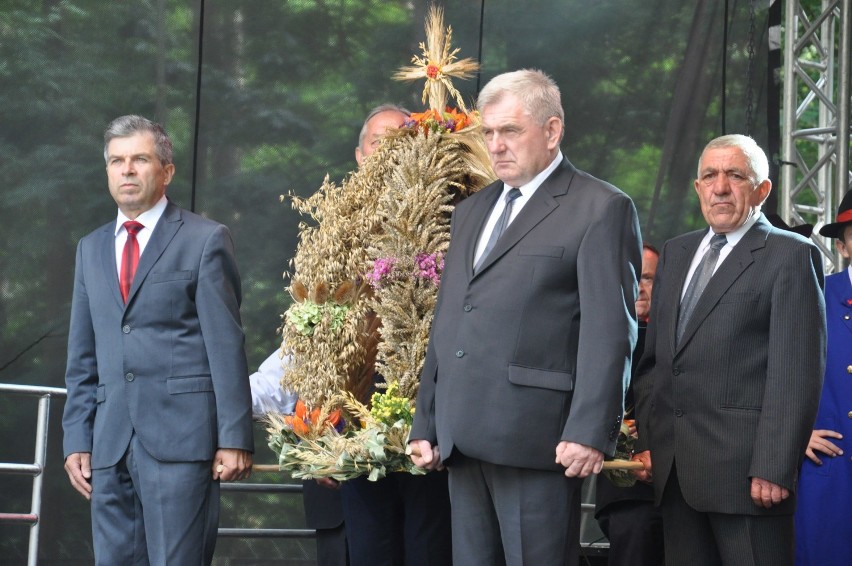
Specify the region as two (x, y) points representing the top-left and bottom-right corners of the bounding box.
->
(63, 201), (254, 469)
(634, 215), (826, 516)
(411, 157), (642, 471)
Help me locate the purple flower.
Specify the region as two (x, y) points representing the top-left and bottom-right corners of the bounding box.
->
(414, 253), (443, 285)
(367, 257), (397, 288)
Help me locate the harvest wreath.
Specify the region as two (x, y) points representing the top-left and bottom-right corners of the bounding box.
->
(266, 6), (495, 481)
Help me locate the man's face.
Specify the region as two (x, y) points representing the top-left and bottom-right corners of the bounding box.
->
(635, 249), (659, 322)
(355, 110), (408, 166)
(106, 132), (174, 219)
(480, 94), (562, 188)
(836, 224), (852, 260)
(694, 146), (771, 234)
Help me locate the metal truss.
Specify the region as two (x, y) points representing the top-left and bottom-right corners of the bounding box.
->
(781, 0), (851, 273)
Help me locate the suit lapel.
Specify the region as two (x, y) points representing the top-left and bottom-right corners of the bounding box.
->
(676, 217), (769, 352)
(472, 158), (574, 278)
(100, 222), (124, 306)
(465, 182), (503, 277)
(125, 202), (183, 306)
(666, 232), (705, 353)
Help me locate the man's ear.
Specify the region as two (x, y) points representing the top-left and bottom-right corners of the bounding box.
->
(545, 117), (563, 150)
(754, 178), (772, 205)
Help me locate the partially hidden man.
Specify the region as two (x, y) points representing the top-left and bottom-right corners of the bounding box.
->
(62, 115), (254, 565)
(408, 69), (642, 565)
(633, 134), (826, 565)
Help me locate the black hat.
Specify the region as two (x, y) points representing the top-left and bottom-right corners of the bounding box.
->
(766, 213), (814, 238)
(818, 189), (852, 238)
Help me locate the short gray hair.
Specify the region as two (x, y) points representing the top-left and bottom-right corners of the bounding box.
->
(477, 69), (565, 126)
(358, 104), (411, 148)
(698, 134), (769, 184)
(103, 115), (173, 166)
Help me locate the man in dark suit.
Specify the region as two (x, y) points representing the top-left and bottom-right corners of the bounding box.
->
(595, 242), (664, 566)
(408, 69), (642, 565)
(62, 115), (254, 565)
(632, 134), (826, 565)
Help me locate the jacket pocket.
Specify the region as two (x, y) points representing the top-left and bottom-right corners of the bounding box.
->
(150, 270), (193, 284)
(167, 375), (214, 394)
(508, 364), (574, 391)
(518, 245), (564, 258)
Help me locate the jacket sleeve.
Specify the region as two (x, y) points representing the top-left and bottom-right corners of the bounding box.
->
(195, 225), (254, 452)
(748, 240), (826, 489)
(62, 239), (99, 457)
(562, 191), (642, 455)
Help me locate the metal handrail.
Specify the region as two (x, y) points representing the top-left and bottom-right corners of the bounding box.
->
(0, 383), (67, 566)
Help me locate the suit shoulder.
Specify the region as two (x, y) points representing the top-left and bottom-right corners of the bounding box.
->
(78, 221), (114, 245)
(663, 229), (706, 252)
(764, 226), (820, 258)
(455, 180), (501, 212)
(171, 206), (231, 238)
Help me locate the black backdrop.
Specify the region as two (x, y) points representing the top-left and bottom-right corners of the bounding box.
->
(0, 1), (771, 563)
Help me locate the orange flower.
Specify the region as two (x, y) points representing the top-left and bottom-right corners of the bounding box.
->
(283, 413), (310, 436)
(426, 63), (440, 79)
(328, 409), (342, 428)
(294, 399), (308, 420)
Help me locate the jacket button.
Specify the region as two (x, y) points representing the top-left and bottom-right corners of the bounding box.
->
(672, 368), (681, 376)
(456, 350), (464, 358)
(125, 372), (135, 382)
(675, 409), (684, 417)
(122, 324), (131, 334)
(463, 304), (472, 312)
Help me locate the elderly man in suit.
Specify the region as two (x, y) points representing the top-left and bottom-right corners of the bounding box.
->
(408, 69), (642, 565)
(62, 115), (254, 565)
(632, 134), (826, 565)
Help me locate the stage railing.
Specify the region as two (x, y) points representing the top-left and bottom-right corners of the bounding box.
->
(0, 383), (66, 566)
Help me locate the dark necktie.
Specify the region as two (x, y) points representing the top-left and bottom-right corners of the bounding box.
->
(474, 188), (522, 274)
(120, 221), (144, 303)
(676, 233), (727, 343)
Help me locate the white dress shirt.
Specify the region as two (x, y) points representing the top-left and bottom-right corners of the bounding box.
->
(680, 212), (760, 300)
(113, 195), (168, 278)
(473, 152), (564, 266)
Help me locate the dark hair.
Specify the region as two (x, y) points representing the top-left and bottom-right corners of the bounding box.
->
(103, 115), (173, 166)
(642, 242), (660, 257)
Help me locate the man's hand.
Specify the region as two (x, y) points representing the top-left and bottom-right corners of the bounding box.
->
(555, 441), (604, 478)
(408, 439), (442, 470)
(631, 450), (653, 484)
(64, 452), (93, 500)
(212, 448), (253, 482)
(750, 477), (789, 509)
(805, 429), (843, 465)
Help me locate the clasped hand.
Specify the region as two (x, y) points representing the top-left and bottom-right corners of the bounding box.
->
(555, 441), (604, 478)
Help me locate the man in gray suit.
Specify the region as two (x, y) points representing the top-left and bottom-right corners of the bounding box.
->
(62, 115), (254, 565)
(632, 134), (826, 565)
(408, 69), (642, 565)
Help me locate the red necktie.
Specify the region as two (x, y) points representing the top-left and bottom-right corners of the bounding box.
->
(120, 221), (144, 303)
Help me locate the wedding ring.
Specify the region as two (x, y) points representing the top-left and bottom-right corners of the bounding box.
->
(216, 464), (225, 473)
